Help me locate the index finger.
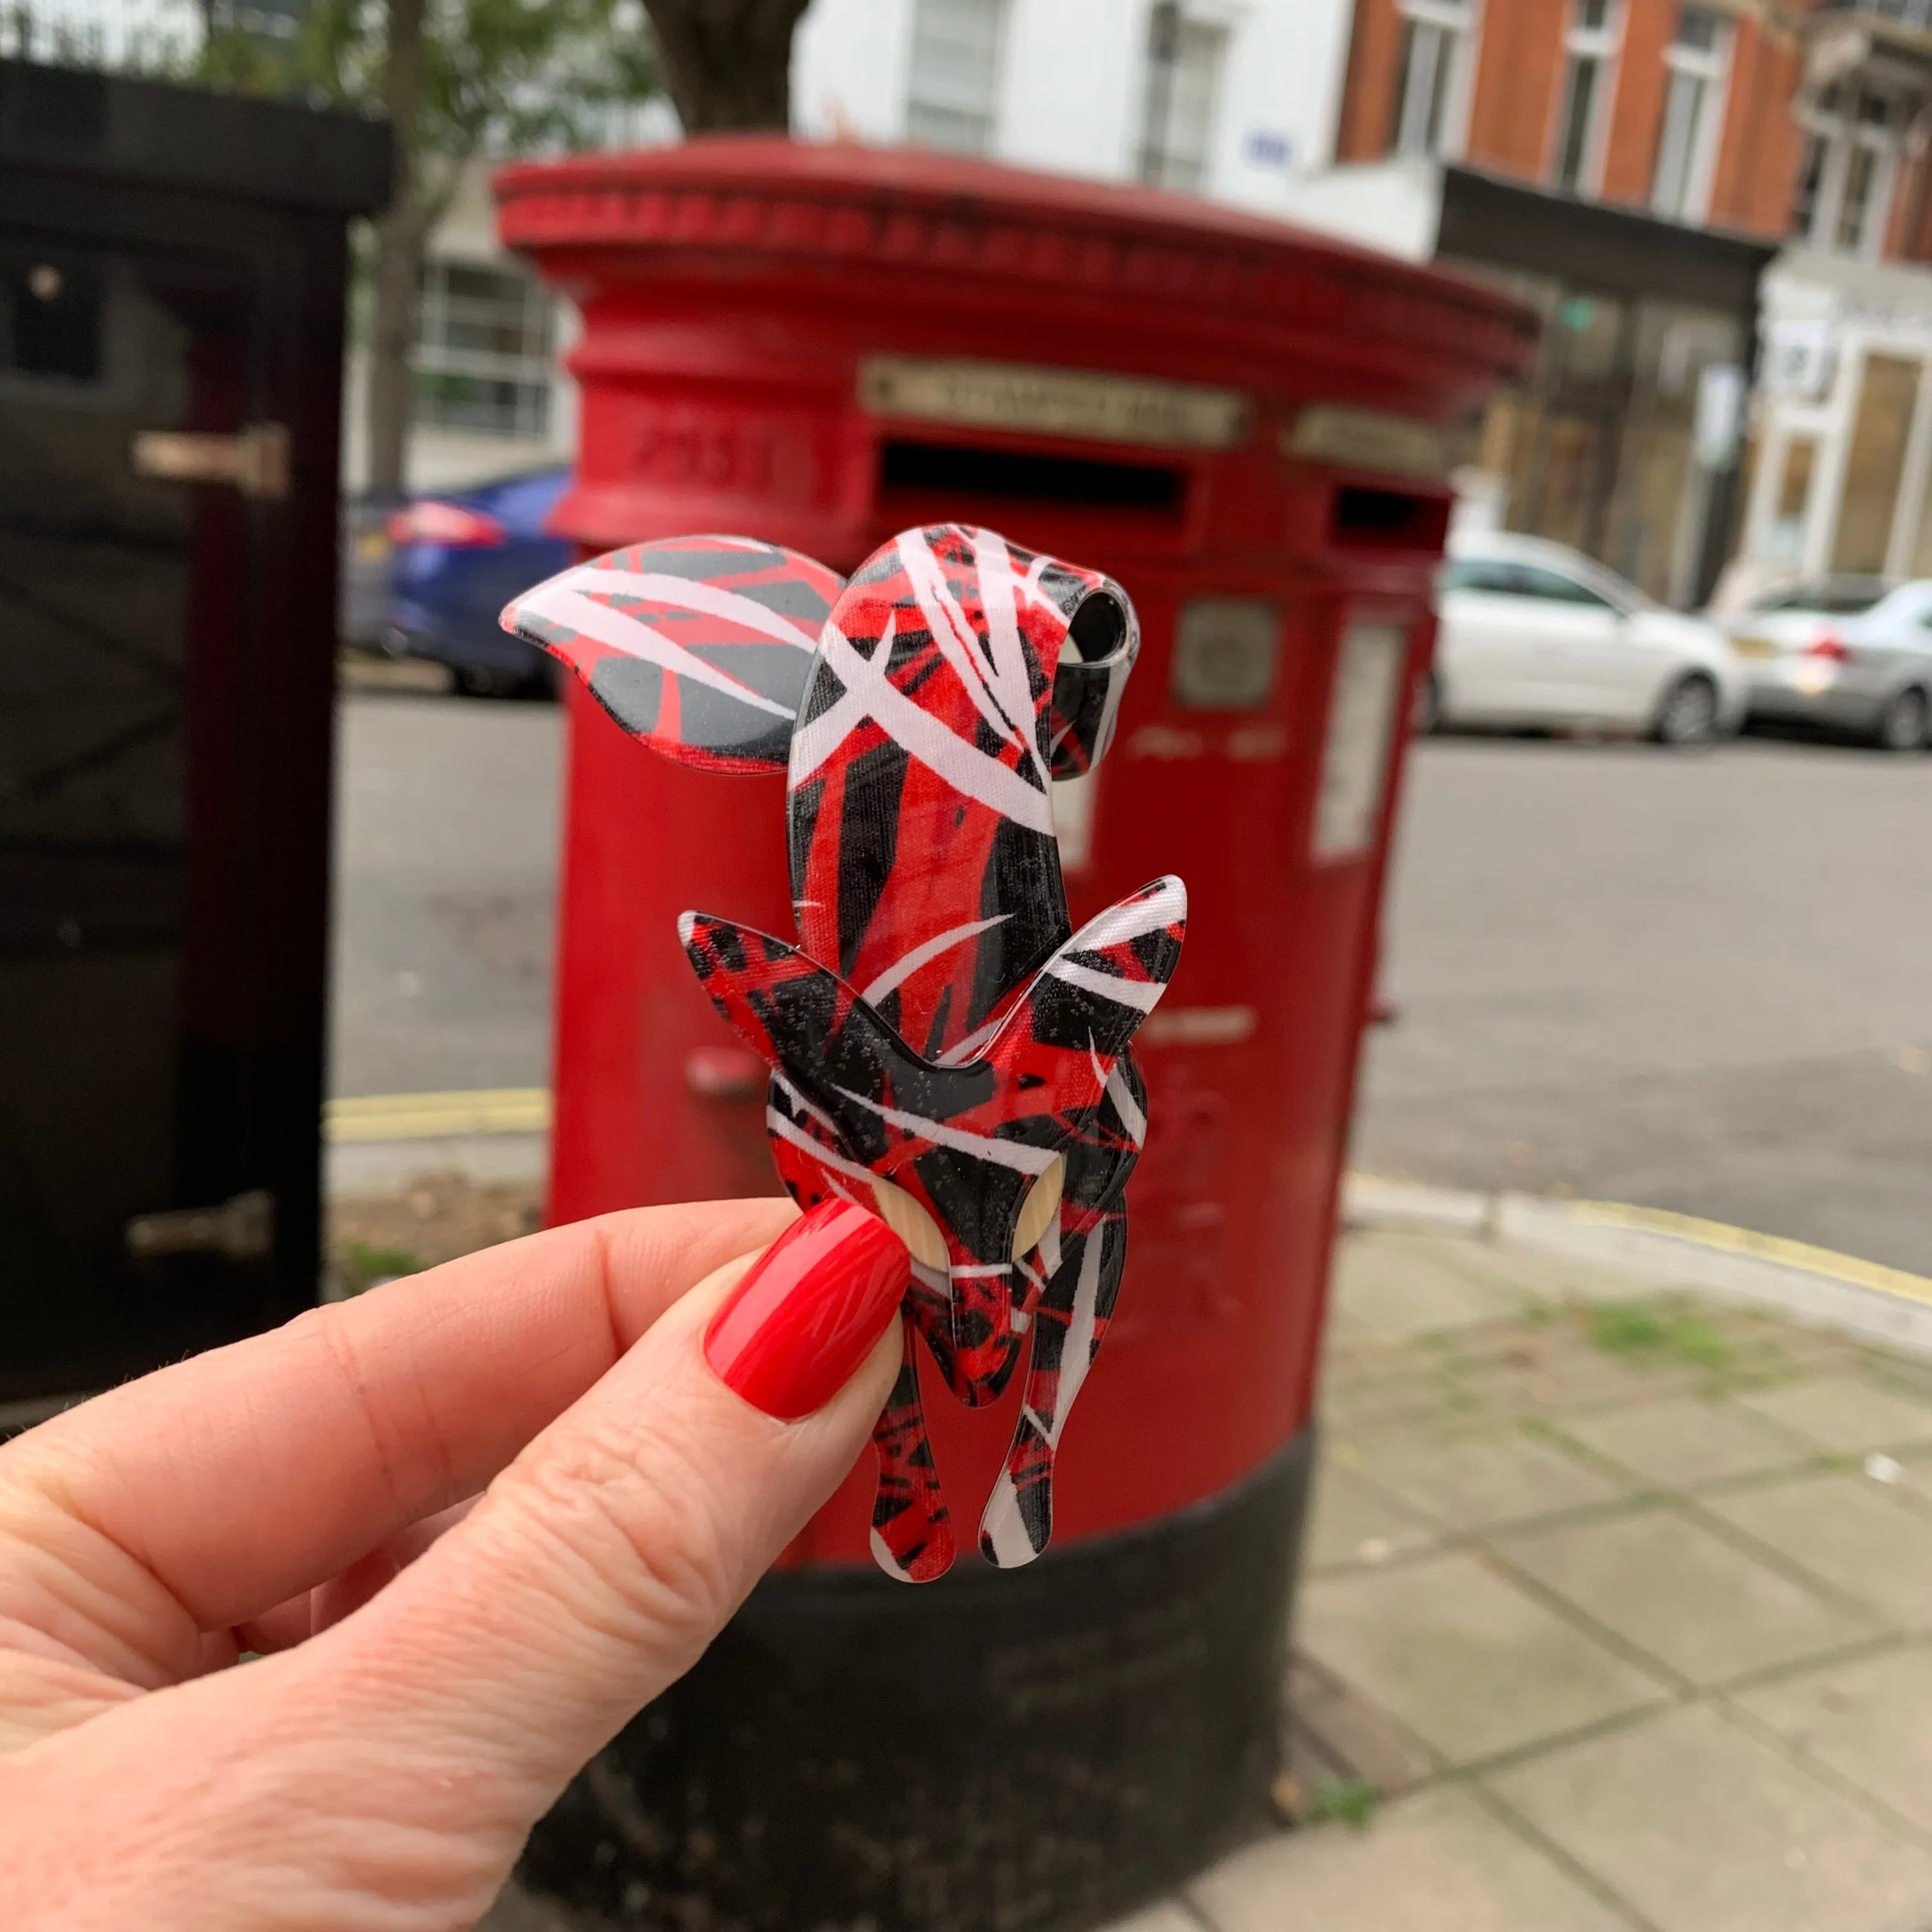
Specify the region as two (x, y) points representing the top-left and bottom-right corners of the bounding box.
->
(1, 1196), (795, 1644)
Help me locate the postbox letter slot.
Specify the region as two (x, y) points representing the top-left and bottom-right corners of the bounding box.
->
(879, 440), (1184, 518)
(1330, 485), (1449, 553)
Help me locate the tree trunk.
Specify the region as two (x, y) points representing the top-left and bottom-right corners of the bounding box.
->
(641, 0), (808, 132)
(366, 0), (427, 494)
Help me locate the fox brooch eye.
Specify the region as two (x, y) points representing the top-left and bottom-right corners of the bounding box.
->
(504, 523), (1186, 1581)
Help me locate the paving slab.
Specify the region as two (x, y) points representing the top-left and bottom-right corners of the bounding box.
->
(1189, 1787), (1630, 1932)
(1359, 1428), (1629, 1534)
(1093, 1904), (1199, 1932)
(1551, 1394), (1813, 1489)
(1703, 1472), (1932, 1631)
(1735, 1641), (1932, 1838)
(1489, 1703), (1932, 1932)
(1304, 1463), (1441, 1572)
(1420, 1236), (1663, 1309)
(1327, 1230), (1544, 1346)
(1500, 1504), (1872, 1686)
(1297, 1551), (1666, 1765)
(1735, 1374), (1932, 1455)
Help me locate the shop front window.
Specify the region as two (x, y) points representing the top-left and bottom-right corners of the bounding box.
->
(1443, 262), (1748, 606)
(1772, 437), (1816, 571)
(1834, 353), (1922, 575)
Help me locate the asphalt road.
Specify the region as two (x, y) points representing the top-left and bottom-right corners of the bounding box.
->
(331, 687), (561, 1100)
(1356, 733), (1932, 1276)
(332, 691), (1932, 1273)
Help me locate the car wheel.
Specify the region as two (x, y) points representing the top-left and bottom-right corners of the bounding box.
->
(1653, 673), (1719, 748)
(1412, 670), (1441, 736)
(1874, 686), (1930, 753)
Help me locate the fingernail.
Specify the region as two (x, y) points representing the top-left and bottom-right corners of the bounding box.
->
(704, 1200), (911, 1420)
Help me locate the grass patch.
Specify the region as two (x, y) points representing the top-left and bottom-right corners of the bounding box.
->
(1587, 1300), (1731, 1370)
(346, 1242), (420, 1285)
(1308, 1777), (1379, 1828)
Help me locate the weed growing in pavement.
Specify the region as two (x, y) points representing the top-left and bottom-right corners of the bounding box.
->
(1587, 1299), (1732, 1369)
(346, 1243), (421, 1289)
(1309, 1778), (1380, 1828)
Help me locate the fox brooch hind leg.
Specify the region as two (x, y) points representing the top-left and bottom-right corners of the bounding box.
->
(503, 524), (1186, 1581)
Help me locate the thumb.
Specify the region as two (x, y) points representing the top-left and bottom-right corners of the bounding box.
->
(309, 1198), (908, 1805)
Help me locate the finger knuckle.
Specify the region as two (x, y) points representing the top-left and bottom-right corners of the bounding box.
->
(502, 1413), (745, 1659)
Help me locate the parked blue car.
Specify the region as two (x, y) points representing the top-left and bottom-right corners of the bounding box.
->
(376, 466), (573, 696)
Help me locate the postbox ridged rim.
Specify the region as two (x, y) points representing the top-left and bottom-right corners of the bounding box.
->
(494, 135), (1538, 385)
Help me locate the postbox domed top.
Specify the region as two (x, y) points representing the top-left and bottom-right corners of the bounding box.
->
(494, 135), (1533, 395)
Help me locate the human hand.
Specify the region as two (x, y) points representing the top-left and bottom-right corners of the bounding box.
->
(0, 1196), (909, 1931)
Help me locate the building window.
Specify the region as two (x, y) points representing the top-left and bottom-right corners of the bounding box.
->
(905, 0), (1008, 156)
(1792, 86), (1903, 259)
(1552, 0), (1620, 195)
(1137, 3), (1229, 191)
(1388, 0), (1475, 160)
(414, 261), (553, 440)
(1650, 4), (1728, 222)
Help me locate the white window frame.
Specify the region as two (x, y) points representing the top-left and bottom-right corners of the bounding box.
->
(1795, 86), (1905, 261)
(903, 0), (1011, 158)
(1548, 0), (1622, 196)
(1390, 0), (1480, 164)
(1137, 4), (1232, 194)
(1650, 5), (1731, 225)
(414, 257), (554, 442)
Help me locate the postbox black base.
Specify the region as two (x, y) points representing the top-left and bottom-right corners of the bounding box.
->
(518, 1425), (1314, 1932)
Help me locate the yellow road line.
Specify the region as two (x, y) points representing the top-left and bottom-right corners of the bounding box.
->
(320, 1114), (1932, 1316)
(1556, 1197), (1932, 1309)
(325, 1087), (551, 1142)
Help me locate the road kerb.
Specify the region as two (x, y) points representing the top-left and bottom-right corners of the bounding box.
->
(1345, 1172), (1932, 1361)
(326, 1087), (551, 1141)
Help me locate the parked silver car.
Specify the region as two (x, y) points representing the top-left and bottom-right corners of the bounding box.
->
(1430, 533), (1746, 744)
(1724, 577), (1932, 751)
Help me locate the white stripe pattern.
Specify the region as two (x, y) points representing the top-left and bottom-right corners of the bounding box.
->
(896, 531), (1032, 760)
(522, 587), (793, 718)
(792, 618), (1057, 834)
(1069, 878), (1188, 951)
(1104, 1062), (1148, 1147)
(1047, 959), (1164, 1011)
(765, 1107), (879, 1188)
(861, 912), (1011, 1004)
(564, 567), (822, 650)
(832, 1087), (1061, 1174)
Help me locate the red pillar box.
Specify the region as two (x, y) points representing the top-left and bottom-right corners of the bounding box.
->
(497, 140), (1532, 1932)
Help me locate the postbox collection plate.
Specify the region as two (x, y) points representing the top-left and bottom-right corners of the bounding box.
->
(503, 522), (1186, 1581)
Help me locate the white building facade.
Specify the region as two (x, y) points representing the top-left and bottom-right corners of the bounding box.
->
(793, 0), (1353, 219)
(362, 0), (1354, 493)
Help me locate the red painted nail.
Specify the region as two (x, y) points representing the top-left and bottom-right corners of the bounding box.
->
(704, 1200), (910, 1420)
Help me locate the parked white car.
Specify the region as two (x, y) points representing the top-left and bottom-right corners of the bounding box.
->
(1427, 533), (1746, 745)
(1722, 576), (1932, 751)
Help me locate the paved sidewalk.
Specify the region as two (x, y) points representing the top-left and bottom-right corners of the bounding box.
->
(370, 1182), (1932, 1932)
(1117, 1225), (1932, 1932)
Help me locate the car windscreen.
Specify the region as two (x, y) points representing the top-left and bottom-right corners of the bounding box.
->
(1749, 581), (1888, 615)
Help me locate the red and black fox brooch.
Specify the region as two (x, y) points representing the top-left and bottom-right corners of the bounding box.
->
(503, 524), (1186, 1581)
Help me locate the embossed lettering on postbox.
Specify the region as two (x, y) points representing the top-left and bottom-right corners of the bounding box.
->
(859, 354), (1251, 450)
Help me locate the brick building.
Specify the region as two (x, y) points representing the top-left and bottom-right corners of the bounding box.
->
(1288, 1), (1932, 606)
(1335, 1), (1811, 242)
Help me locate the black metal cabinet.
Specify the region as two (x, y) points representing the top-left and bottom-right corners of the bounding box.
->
(0, 61), (389, 1408)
